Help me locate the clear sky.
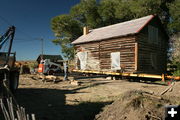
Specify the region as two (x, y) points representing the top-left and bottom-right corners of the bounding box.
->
(0, 0), (80, 60)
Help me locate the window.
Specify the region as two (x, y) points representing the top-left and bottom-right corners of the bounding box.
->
(148, 25), (158, 44)
(77, 51), (87, 70)
(111, 52), (121, 70)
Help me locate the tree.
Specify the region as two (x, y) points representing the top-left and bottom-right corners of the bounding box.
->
(98, 0), (119, 26)
(170, 33), (180, 76)
(129, 0), (162, 17)
(114, 0), (135, 21)
(168, 0), (180, 76)
(172, 33), (180, 62)
(70, 0), (102, 28)
(51, 0), (178, 60)
(98, 0), (172, 27)
(168, 0), (180, 33)
(51, 14), (82, 59)
(51, 0), (102, 59)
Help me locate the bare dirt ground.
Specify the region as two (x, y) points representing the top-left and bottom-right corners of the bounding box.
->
(14, 74), (180, 120)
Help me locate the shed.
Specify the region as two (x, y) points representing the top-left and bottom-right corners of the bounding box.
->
(72, 15), (168, 75)
(36, 54), (63, 64)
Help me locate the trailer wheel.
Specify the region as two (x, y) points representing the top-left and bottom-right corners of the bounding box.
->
(10, 72), (19, 92)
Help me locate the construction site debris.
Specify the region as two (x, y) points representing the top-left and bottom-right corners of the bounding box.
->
(160, 82), (175, 95)
(69, 80), (80, 86)
(14, 74), (180, 120)
(95, 90), (179, 120)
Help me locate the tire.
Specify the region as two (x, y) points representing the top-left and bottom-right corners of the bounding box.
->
(48, 70), (54, 75)
(10, 72), (19, 92)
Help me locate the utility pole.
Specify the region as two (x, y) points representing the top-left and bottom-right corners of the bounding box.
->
(36, 38), (44, 60)
(41, 38), (44, 60)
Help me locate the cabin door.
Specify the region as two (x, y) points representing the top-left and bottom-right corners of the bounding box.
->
(111, 52), (121, 70)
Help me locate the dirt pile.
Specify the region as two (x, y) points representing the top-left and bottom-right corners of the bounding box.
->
(95, 90), (179, 120)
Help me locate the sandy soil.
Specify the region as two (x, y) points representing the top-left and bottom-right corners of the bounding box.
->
(13, 74), (180, 120)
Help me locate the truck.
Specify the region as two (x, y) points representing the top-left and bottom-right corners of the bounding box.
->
(0, 26), (19, 96)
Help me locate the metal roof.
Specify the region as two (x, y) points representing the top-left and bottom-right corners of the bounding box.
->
(72, 15), (155, 44)
(36, 54), (63, 62)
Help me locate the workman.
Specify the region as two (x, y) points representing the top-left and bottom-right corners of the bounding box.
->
(63, 61), (68, 80)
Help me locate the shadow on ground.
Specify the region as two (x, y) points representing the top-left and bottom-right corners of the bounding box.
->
(127, 78), (168, 86)
(15, 88), (111, 120)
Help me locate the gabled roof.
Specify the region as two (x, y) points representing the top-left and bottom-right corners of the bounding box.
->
(36, 54), (63, 62)
(72, 15), (155, 44)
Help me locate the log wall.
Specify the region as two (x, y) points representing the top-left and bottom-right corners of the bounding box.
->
(75, 36), (136, 73)
(136, 18), (168, 74)
(99, 36), (136, 72)
(75, 42), (100, 70)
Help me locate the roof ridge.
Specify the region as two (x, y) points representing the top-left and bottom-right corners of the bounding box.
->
(91, 15), (154, 32)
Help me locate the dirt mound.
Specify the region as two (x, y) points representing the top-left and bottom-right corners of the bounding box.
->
(95, 90), (179, 120)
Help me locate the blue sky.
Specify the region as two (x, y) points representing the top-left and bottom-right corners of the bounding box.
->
(0, 0), (80, 60)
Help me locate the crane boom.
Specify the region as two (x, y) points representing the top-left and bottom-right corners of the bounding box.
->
(0, 26), (15, 65)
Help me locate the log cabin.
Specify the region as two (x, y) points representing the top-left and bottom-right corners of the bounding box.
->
(72, 15), (168, 75)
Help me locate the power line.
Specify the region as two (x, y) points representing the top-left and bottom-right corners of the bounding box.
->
(14, 38), (39, 41)
(14, 41), (39, 43)
(34, 38), (44, 59)
(0, 15), (46, 55)
(0, 15), (36, 40)
(13, 41), (39, 44)
(16, 28), (35, 40)
(0, 15), (12, 26)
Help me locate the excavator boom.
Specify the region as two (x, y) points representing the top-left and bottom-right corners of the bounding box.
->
(0, 26), (19, 94)
(0, 26), (15, 65)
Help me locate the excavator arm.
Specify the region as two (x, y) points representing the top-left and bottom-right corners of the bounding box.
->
(0, 26), (19, 94)
(0, 26), (15, 65)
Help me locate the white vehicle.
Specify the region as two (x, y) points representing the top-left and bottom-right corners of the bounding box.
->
(38, 59), (61, 75)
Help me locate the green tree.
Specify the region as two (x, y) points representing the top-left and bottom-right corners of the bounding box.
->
(51, 0), (178, 60)
(172, 33), (180, 62)
(98, 0), (172, 27)
(115, 0), (173, 28)
(51, 14), (82, 59)
(98, 0), (119, 26)
(168, 0), (180, 33)
(70, 0), (102, 28)
(114, 0), (135, 21)
(168, 0), (180, 76)
(170, 33), (180, 76)
(129, 0), (162, 17)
